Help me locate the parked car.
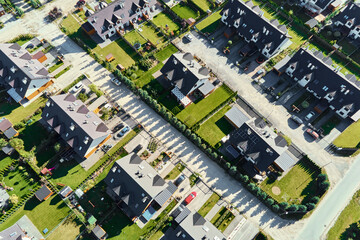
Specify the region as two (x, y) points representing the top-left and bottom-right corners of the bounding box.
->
(112, 123), (124, 133)
(117, 126), (130, 137)
(290, 115), (303, 125)
(133, 144), (143, 153)
(111, 77), (121, 86)
(306, 128), (319, 139)
(80, 88), (86, 94)
(70, 82), (83, 93)
(184, 192), (197, 205)
(184, 34), (193, 42)
(305, 111), (315, 121)
(174, 174), (186, 186)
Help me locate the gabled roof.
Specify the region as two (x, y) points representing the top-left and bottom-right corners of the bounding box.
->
(160, 53), (210, 96)
(0, 118), (12, 132)
(221, 0), (290, 56)
(35, 185), (53, 201)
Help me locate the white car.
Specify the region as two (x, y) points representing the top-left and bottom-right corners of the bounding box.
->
(184, 34), (193, 42)
(70, 82), (83, 93)
(111, 78), (121, 86)
(305, 111), (315, 121)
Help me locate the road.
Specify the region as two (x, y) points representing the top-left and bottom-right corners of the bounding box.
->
(0, 4), (359, 240)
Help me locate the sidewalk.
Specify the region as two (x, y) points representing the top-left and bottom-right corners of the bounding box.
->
(205, 199), (227, 221)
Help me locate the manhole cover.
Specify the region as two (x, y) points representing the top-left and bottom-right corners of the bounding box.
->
(272, 186), (281, 195)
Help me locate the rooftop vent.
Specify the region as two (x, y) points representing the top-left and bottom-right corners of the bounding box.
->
(93, 121), (99, 126)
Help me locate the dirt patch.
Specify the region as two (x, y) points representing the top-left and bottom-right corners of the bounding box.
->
(272, 186), (281, 195)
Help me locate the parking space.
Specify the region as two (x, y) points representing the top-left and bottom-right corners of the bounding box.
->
(123, 130), (151, 153)
(117, 109), (138, 129)
(184, 181), (213, 212)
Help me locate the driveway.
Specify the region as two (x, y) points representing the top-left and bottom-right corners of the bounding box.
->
(175, 30), (352, 186)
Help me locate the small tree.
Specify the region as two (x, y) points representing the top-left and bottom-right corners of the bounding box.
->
(272, 204), (280, 212)
(266, 198), (274, 206)
(165, 112), (172, 121)
(185, 129), (191, 136)
(179, 124), (186, 132)
(195, 137), (201, 146)
(191, 133), (197, 141)
(225, 162), (231, 169)
(258, 191), (267, 200)
(287, 204), (299, 212)
(201, 143), (207, 150)
(279, 202), (289, 210)
(0, 138), (7, 148)
(247, 183), (256, 191)
(317, 173), (327, 182)
(306, 203), (316, 211)
(229, 166), (237, 176)
(206, 148), (212, 155)
(310, 196), (320, 204)
(9, 194), (19, 205)
(242, 175), (249, 183)
(9, 138), (24, 151)
(54, 143), (61, 153)
(298, 205), (307, 212)
(211, 152), (218, 159)
(319, 181), (330, 192)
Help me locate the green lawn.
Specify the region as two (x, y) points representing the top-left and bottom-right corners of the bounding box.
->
(197, 192), (220, 217)
(320, 115), (341, 136)
(171, 4), (198, 19)
(152, 13), (181, 35)
(154, 44), (178, 62)
(196, 105), (234, 147)
(0, 97), (46, 124)
(196, 11), (221, 34)
(134, 63), (164, 88)
(61, 14), (80, 35)
(139, 22), (166, 46)
(176, 85), (234, 127)
(165, 163), (185, 180)
(333, 120), (360, 148)
(2, 166), (39, 199)
(19, 120), (49, 151)
(0, 153), (16, 170)
(124, 30), (148, 46)
(260, 157), (322, 204)
(51, 130), (137, 189)
(48, 60), (64, 73)
(54, 66), (71, 78)
(210, 206), (226, 224)
(0, 195), (71, 236)
(327, 190), (360, 240)
(158, 92), (183, 115)
(47, 214), (83, 240)
(192, 0), (211, 12)
(218, 211), (234, 232)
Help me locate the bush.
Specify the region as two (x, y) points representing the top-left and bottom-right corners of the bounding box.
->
(54, 143), (61, 153)
(242, 174), (249, 183)
(287, 204), (299, 212)
(298, 205), (307, 212)
(258, 191), (267, 200)
(201, 143), (207, 150)
(319, 181), (330, 192)
(211, 152), (218, 159)
(77, 93), (88, 102)
(139, 58), (152, 70)
(225, 162), (231, 169)
(165, 112), (172, 121)
(306, 203), (316, 211)
(272, 204), (280, 212)
(130, 73), (137, 80)
(279, 202), (289, 210)
(229, 166), (237, 175)
(185, 129), (191, 136)
(191, 133), (197, 141)
(206, 148), (212, 155)
(317, 173), (327, 182)
(247, 183), (256, 191)
(266, 198), (274, 206)
(14, 122), (25, 130)
(310, 196), (320, 204)
(179, 124), (186, 132)
(89, 84), (103, 97)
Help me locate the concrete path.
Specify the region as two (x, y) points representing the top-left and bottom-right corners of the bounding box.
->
(205, 199), (227, 221)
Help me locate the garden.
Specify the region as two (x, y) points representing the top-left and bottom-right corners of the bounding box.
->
(197, 192), (220, 217)
(152, 12), (181, 36)
(192, 0), (212, 12)
(176, 85), (235, 127)
(171, 4), (198, 20)
(165, 162), (185, 180)
(196, 11), (221, 35)
(210, 206), (234, 232)
(333, 120), (360, 149)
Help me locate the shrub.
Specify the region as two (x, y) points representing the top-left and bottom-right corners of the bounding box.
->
(317, 173), (327, 182)
(14, 122), (25, 130)
(179, 124), (186, 132)
(89, 84), (103, 97)
(185, 129), (191, 136)
(54, 143), (61, 153)
(319, 181), (330, 192)
(206, 148), (212, 155)
(211, 152), (218, 159)
(165, 112), (172, 121)
(310, 196), (320, 204)
(272, 204), (280, 212)
(77, 93), (88, 102)
(139, 58), (152, 70)
(287, 204), (299, 212)
(201, 143), (207, 150)
(298, 205), (307, 212)
(247, 183), (256, 191)
(266, 198), (274, 206)
(279, 202), (289, 210)
(225, 162), (231, 169)
(176, 121), (182, 129)
(306, 203), (316, 211)
(18, 166), (24, 171)
(130, 73), (137, 80)
(191, 133), (197, 141)
(195, 137), (201, 146)
(258, 191), (267, 200)
(229, 166), (237, 176)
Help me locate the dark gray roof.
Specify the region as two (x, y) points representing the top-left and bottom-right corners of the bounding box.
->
(0, 43), (52, 99)
(104, 154), (177, 218)
(86, 0), (156, 39)
(92, 225), (107, 239)
(221, 0), (290, 57)
(173, 205), (191, 224)
(35, 185), (52, 201)
(160, 53), (210, 96)
(225, 106), (249, 128)
(332, 3), (360, 41)
(314, 0), (334, 10)
(274, 151), (298, 172)
(42, 94), (110, 158)
(284, 48), (360, 120)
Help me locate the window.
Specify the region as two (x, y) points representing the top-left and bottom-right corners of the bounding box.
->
(46, 113), (49, 117)
(79, 146), (82, 151)
(65, 133), (69, 137)
(110, 178), (114, 183)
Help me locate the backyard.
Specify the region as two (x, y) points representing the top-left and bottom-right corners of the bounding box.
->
(197, 192), (220, 217)
(176, 85), (234, 127)
(0, 195), (71, 236)
(47, 213), (83, 240)
(0, 154), (16, 170)
(192, 0), (212, 12)
(210, 206), (234, 232)
(333, 120), (360, 149)
(196, 105), (234, 147)
(154, 43), (178, 62)
(152, 13), (181, 35)
(327, 190), (360, 240)
(171, 4), (198, 20)
(124, 30), (148, 47)
(164, 163), (185, 180)
(196, 11), (221, 34)
(138, 22), (166, 46)
(260, 157), (322, 204)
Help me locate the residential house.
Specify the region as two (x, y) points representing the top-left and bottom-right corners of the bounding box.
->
(104, 153), (177, 222)
(160, 53), (214, 107)
(0, 223), (35, 240)
(35, 185), (53, 201)
(162, 207), (226, 240)
(221, 0), (291, 58)
(0, 43), (53, 104)
(59, 186), (73, 198)
(297, 0), (337, 16)
(331, 3), (360, 41)
(41, 93), (111, 159)
(223, 107), (297, 178)
(277, 48), (360, 121)
(82, 0), (157, 41)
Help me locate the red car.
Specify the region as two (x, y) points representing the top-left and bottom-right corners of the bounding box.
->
(184, 192), (197, 205)
(306, 128), (319, 139)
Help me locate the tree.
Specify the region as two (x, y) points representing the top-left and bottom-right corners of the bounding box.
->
(179, 124), (186, 132)
(176, 121), (182, 129)
(287, 204), (299, 212)
(191, 133), (197, 141)
(229, 166), (237, 176)
(242, 175), (249, 183)
(0, 138), (7, 148)
(195, 137), (201, 146)
(54, 143), (61, 153)
(165, 112), (172, 121)
(266, 198), (274, 206)
(172, 116), (178, 124)
(310, 196), (320, 204)
(298, 205), (307, 212)
(247, 183), (256, 191)
(306, 203), (316, 211)
(317, 173), (327, 182)
(272, 204), (280, 212)
(201, 143), (207, 150)
(9, 138), (24, 151)
(279, 202), (289, 210)
(185, 129), (191, 136)
(206, 148), (212, 155)
(258, 191), (267, 200)
(9, 194), (19, 205)
(211, 152), (218, 159)
(225, 162), (231, 169)
(319, 181), (330, 192)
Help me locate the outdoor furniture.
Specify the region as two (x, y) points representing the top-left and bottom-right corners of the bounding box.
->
(116, 64), (124, 71)
(106, 53), (115, 62)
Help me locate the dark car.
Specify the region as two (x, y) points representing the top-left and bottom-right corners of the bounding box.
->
(290, 115), (303, 125)
(112, 123), (124, 133)
(80, 88), (86, 94)
(133, 144), (143, 153)
(174, 174), (186, 186)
